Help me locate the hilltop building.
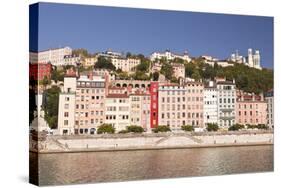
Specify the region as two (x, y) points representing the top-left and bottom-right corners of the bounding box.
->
(29, 46), (72, 66)
(150, 50), (191, 62)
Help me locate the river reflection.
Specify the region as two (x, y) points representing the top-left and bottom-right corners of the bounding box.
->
(30, 145), (273, 186)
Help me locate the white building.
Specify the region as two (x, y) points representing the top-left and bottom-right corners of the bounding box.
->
(105, 93), (130, 131)
(150, 50), (191, 62)
(57, 74), (77, 135)
(229, 48), (262, 69)
(111, 57), (141, 72)
(229, 50), (246, 64)
(97, 50), (122, 59)
(203, 81), (218, 126)
(247, 48), (261, 69)
(202, 56), (233, 67)
(265, 89), (274, 129)
(29, 46), (72, 66)
(216, 78), (236, 128)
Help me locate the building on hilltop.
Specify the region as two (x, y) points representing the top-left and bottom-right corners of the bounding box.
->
(150, 50), (191, 62)
(29, 46), (72, 66)
(229, 48), (261, 69)
(111, 57), (141, 73)
(247, 48), (261, 69)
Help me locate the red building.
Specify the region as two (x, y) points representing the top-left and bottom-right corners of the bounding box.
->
(29, 63), (52, 81)
(150, 82), (159, 128)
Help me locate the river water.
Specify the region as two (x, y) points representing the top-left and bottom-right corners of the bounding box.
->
(30, 145), (273, 186)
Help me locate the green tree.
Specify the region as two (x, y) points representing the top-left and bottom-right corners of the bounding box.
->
(170, 76), (178, 83)
(191, 69), (201, 81)
(185, 63), (195, 77)
(181, 125), (194, 132)
(152, 72), (160, 81)
(51, 67), (65, 83)
(117, 71), (130, 80)
(126, 125), (144, 133)
(136, 60), (150, 72)
(126, 52), (132, 58)
(153, 125), (171, 133)
(42, 76), (51, 88)
(94, 56), (116, 71)
(72, 48), (93, 58)
(228, 124), (244, 131)
(207, 123), (219, 132)
(118, 130), (129, 134)
(42, 86), (61, 129)
(160, 63), (174, 80)
(133, 71), (150, 80)
(97, 124), (115, 134)
(174, 57), (184, 64)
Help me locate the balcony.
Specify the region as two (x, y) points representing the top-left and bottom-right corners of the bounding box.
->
(220, 108), (234, 112)
(219, 116), (235, 120)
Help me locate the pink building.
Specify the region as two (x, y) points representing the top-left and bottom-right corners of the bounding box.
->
(185, 82), (204, 128)
(74, 73), (106, 135)
(236, 90), (267, 125)
(158, 81), (204, 130)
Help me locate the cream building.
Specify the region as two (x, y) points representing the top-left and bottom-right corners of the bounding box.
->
(105, 93), (130, 131)
(111, 57), (141, 72)
(57, 74), (77, 135)
(83, 56), (98, 67)
(63, 54), (81, 66)
(172, 63), (185, 79)
(30, 46), (72, 66)
(129, 92), (151, 131)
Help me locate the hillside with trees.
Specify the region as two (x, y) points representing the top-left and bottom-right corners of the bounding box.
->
(184, 58), (273, 94)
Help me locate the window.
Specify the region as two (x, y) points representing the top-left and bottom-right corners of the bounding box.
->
(64, 112), (69, 117)
(65, 97), (69, 101)
(64, 120), (68, 125)
(64, 104), (69, 109)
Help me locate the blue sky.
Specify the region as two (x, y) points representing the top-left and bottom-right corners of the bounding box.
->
(30, 3), (274, 68)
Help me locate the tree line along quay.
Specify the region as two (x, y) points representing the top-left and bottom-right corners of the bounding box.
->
(29, 47), (274, 137)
